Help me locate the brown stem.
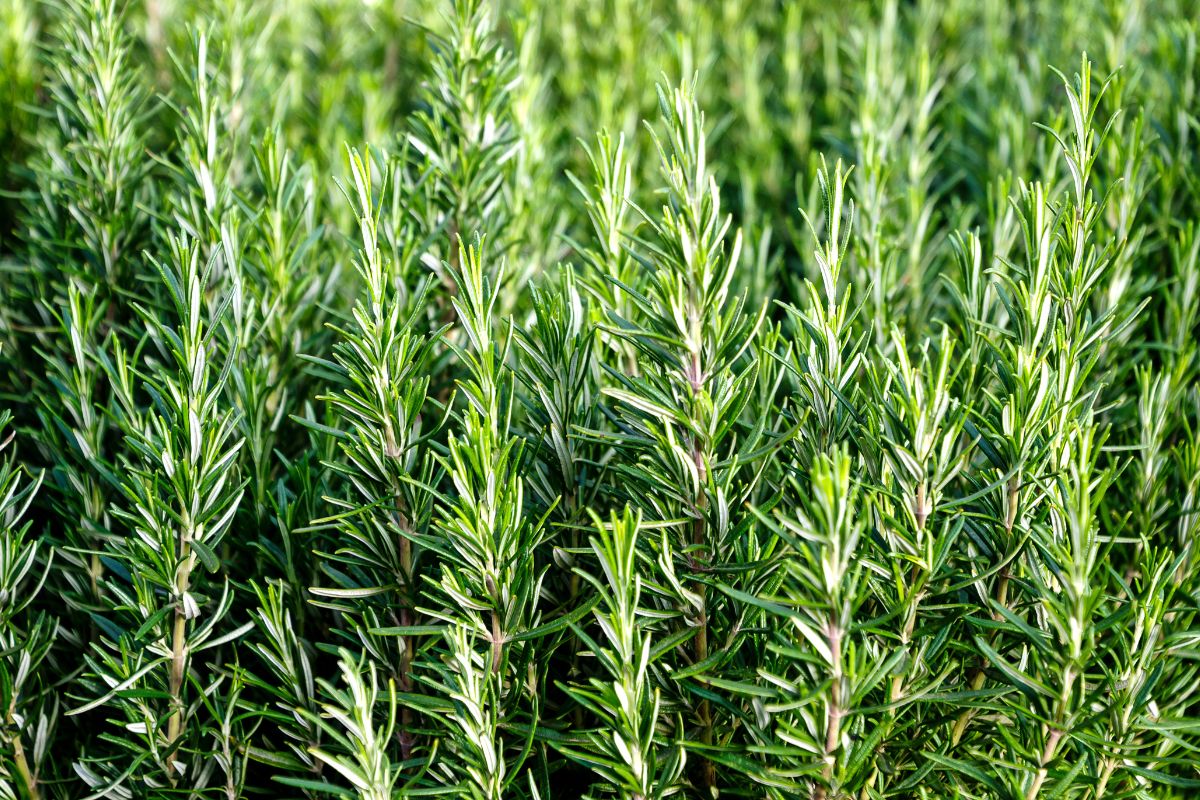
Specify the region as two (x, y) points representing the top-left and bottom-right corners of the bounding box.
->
(166, 527), (193, 780)
(995, 572), (1011, 615)
(824, 688), (841, 758)
(815, 619), (844, 800)
(825, 622), (843, 757)
(692, 509), (715, 792)
(950, 462), (1017, 743)
(434, 221), (463, 407)
(387, 484), (419, 761)
(914, 482), (929, 531)
(567, 492), (581, 602)
(681, 349), (716, 792)
(490, 610), (503, 676)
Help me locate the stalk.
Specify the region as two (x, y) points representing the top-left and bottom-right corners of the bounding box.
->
(821, 617), (844, 792)
(490, 609), (504, 675)
(166, 599), (188, 754)
(689, 346), (715, 789)
(3, 3), (1200, 799)
(951, 466), (1020, 746)
(165, 514), (195, 758)
(1025, 727), (1063, 800)
(388, 465), (418, 758)
(691, 510), (715, 790)
(888, 588), (922, 704)
(397, 523), (415, 759)
(949, 564), (1011, 747)
(70, 232), (244, 792)
(1094, 716), (1128, 799)
(6, 705), (39, 800)
(318, 148), (435, 769)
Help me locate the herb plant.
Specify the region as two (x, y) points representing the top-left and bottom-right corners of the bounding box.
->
(1, 0), (1199, 798)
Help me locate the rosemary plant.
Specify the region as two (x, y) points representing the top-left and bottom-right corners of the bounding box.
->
(1, 0), (1198, 798)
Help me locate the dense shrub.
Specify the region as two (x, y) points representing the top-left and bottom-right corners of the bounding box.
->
(1, 0), (1199, 797)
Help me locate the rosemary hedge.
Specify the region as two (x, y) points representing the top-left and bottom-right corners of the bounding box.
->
(1, 0), (1199, 797)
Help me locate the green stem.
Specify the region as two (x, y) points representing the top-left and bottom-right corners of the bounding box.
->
(952, 477), (1019, 747)
(950, 568), (1010, 747)
(166, 605), (188, 773)
(1025, 727), (1062, 800)
(6, 709), (39, 800)
(1095, 673), (1139, 798)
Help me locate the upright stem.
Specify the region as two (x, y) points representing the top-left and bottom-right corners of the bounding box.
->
(686, 346), (716, 792)
(1095, 757), (1118, 798)
(864, 566), (924, 799)
(1025, 727), (1062, 800)
(995, 570), (1011, 612)
(951, 475), (1018, 747)
(398, 522), (415, 760)
(691, 511), (715, 792)
(7, 705), (40, 800)
(166, 530), (193, 779)
(1095, 679), (1138, 798)
(89, 550), (102, 603)
(889, 590), (922, 703)
(1027, 663), (1075, 799)
(816, 618), (843, 800)
(166, 607), (187, 762)
(950, 565), (1010, 746)
(914, 482), (929, 530)
(490, 610), (504, 676)
(86, 488), (105, 603)
(565, 493), (586, 729)
(1004, 473), (1021, 536)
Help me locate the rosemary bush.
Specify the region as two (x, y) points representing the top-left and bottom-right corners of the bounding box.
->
(1, 0), (1199, 798)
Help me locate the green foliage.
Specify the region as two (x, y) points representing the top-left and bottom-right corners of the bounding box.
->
(1, 1), (1199, 799)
